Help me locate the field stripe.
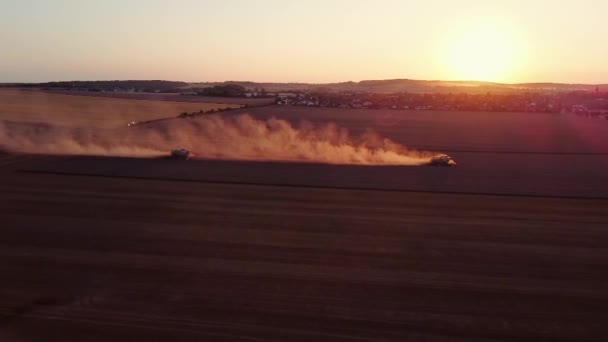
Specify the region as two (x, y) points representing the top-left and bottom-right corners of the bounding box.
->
(0, 155), (32, 167)
(17, 169), (608, 201)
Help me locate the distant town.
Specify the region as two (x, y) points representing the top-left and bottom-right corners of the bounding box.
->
(273, 88), (608, 115)
(3, 80), (608, 116)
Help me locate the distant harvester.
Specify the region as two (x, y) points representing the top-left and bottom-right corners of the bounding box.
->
(170, 149), (191, 160)
(428, 154), (457, 167)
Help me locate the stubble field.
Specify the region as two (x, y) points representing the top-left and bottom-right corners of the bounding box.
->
(1, 91), (608, 341)
(42, 89), (276, 106)
(227, 105), (608, 154)
(0, 89), (239, 128)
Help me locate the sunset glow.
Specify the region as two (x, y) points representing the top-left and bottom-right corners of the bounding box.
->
(0, 0), (607, 83)
(439, 22), (525, 82)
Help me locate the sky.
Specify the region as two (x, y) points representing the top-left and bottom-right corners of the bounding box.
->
(1, 0), (607, 84)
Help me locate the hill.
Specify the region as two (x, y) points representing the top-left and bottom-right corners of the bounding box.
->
(190, 79), (608, 94)
(3, 79), (607, 95)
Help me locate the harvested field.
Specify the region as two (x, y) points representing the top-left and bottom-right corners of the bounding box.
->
(42, 90), (276, 106)
(19, 155), (608, 198)
(0, 89), (240, 128)
(0, 156), (607, 341)
(1, 99), (608, 341)
(227, 106), (608, 153)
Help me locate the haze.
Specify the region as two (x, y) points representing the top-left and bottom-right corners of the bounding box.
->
(1, 0), (607, 83)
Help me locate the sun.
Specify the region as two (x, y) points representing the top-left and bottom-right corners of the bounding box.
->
(439, 22), (524, 82)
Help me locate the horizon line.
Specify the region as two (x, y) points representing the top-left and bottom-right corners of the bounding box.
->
(2, 78), (607, 86)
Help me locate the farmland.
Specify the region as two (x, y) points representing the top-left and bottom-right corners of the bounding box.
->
(42, 89), (277, 106)
(1, 95), (608, 341)
(0, 89), (240, 128)
(1, 154), (607, 341)
(228, 105), (608, 153)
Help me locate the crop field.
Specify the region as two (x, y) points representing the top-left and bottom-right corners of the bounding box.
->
(0, 89), (240, 128)
(23, 154), (608, 198)
(1, 102), (608, 341)
(42, 90), (276, 106)
(228, 105), (608, 153)
(1, 156), (608, 341)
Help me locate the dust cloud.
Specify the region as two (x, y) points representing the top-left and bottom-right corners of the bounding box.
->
(0, 114), (432, 165)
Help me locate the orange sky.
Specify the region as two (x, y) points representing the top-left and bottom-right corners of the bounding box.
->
(1, 0), (607, 83)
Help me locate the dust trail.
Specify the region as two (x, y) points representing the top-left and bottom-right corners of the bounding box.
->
(0, 114), (433, 165)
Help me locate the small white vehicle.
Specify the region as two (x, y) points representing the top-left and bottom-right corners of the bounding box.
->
(170, 149), (191, 160)
(428, 154), (457, 167)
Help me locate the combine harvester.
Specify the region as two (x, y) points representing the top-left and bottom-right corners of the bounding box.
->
(169, 149), (192, 160)
(428, 154), (457, 167)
